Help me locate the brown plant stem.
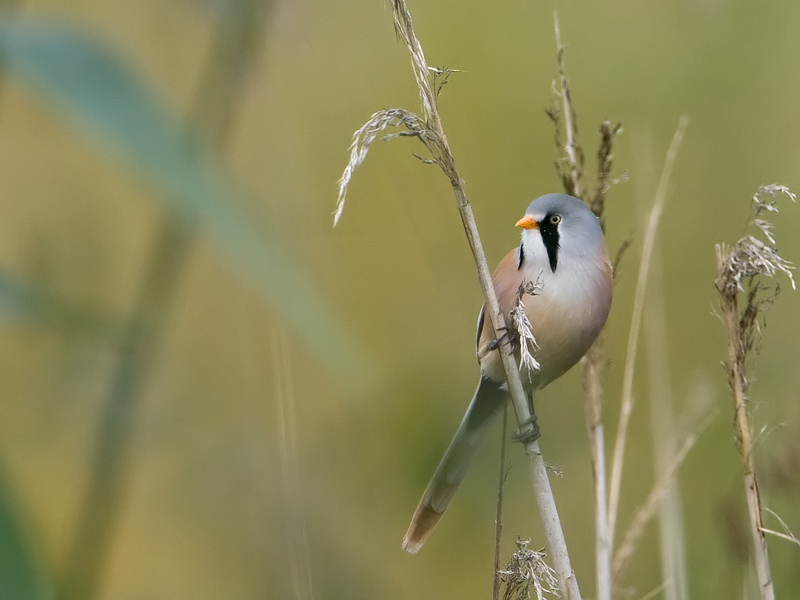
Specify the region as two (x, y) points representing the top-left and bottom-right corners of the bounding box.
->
(713, 183), (795, 599)
(337, 4), (584, 595)
(718, 288), (775, 600)
(582, 344), (611, 600)
(493, 404), (509, 600)
(390, 2), (581, 596)
(553, 14), (583, 199)
(551, 17), (613, 600)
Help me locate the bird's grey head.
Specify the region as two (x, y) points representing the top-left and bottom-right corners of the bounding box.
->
(516, 193), (605, 273)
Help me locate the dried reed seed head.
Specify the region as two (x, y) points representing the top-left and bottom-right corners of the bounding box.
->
(390, 0), (438, 123)
(714, 184), (796, 297)
(715, 238), (795, 297)
(590, 120), (624, 222)
(334, 108), (429, 226)
(336, 0), (462, 227)
(428, 65), (461, 97)
(511, 279), (543, 378)
(510, 302), (540, 377)
(498, 538), (560, 600)
(518, 279), (544, 298)
(548, 30), (627, 216)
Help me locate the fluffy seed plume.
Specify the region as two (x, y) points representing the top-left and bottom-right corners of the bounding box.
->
(334, 0), (464, 227)
(715, 183), (795, 413)
(510, 280), (543, 378)
(714, 184), (795, 600)
(498, 538), (560, 600)
(334, 108), (427, 226)
(715, 184), (796, 297)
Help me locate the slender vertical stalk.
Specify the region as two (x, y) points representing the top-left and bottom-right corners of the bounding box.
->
(644, 253), (689, 600)
(60, 216), (194, 600)
(391, 3), (581, 596)
(338, 4), (583, 595)
(275, 333), (316, 600)
(551, 18), (612, 598)
(188, 0), (268, 149)
(719, 290), (775, 600)
(607, 117), (687, 549)
(611, 411), (713, 581)
(553, 14), (582, 198)
(712, 183), (794, 599)
(493, 404), (509, 600)
(583, 344), (611, 600)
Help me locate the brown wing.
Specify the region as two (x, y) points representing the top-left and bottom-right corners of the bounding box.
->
(476, 247), (524, 373)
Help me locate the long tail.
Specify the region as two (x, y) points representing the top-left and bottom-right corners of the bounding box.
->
(402, 377), (508, 553)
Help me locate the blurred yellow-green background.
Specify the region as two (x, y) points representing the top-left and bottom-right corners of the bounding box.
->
(0, 0), (799, 598)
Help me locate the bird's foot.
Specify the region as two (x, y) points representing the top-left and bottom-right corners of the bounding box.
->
(488, 327), (509, 351)
(512, 414), (541, 444)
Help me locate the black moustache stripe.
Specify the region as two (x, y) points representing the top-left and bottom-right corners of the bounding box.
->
(539, 217), (560, 272)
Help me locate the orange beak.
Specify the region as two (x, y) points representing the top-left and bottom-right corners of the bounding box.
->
(516, 215), (538, 229)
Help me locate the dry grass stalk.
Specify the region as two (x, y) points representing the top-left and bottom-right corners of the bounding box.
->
(607, 116), (688, 551)
(590, 121), (624, 226)
(581, 341), (611, 600)
(547, 16), (623, 600)
(636, 580), (671, 600)
(762, 508), (800, 547)
(611, 237), (634, 281)
(498, 539), (561, 600)
(336, 2), (582, 597)
(714, 184), (796, 600)
(611, 409), (715, 582)
(493, 406), (511, 600)
(642, 248), (690, 600)
(275, 334), (317, 600)
(552, 14), (584, 199)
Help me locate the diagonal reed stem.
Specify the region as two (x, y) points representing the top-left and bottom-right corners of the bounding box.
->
(60, 215), (194, 600)
(389, 2), (581, 597)
(607, 117), (688, 551)
(336, 4), (583, 596)
(60, 3), (267, 597)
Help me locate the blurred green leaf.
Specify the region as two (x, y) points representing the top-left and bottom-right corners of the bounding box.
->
(0, 19), (379, 391)
(0, 273), (51, 326)
(0, 475), (53, 600)
(0, 272), (119, 335)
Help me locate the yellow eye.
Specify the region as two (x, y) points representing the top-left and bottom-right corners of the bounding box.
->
(548, 214), (562, 225)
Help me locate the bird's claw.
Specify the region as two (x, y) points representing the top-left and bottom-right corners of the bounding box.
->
(488, 327), (509, 351)
(511, 414), (541, 444)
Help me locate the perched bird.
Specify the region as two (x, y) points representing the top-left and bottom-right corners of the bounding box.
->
(402, 193), (613, 553)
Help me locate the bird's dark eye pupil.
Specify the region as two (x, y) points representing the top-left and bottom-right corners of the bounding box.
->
(549, 214), (561, 224)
